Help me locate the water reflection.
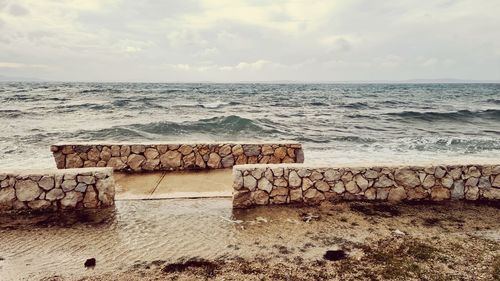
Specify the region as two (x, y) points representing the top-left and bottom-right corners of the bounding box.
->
(0, 207), (116, 229)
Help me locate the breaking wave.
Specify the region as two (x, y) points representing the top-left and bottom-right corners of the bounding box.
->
(75, 115), (282, 140)
(386, 109), (500, 122)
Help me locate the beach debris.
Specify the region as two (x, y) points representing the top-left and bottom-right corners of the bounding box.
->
(392, 229), (406, 237)
(323, 250), (347, 261)
(286, 218), (300, 224)
(220, 216), (243, 224)
(273, 244), (291, 255)
(350, 203), (401, 217)
(84, 258), (96, 268)
(423, 217), (440, 226)
(301, 212), (320, 222)
(255, 216), (268, 223)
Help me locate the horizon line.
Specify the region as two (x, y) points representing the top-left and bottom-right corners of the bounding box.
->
(1, 78), (500, 84)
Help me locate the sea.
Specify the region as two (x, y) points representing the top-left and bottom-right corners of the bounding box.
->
(0, 82), (499, 169)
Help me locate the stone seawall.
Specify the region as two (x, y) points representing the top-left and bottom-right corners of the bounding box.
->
(0, 168), (115, 212)
(51, 143), (304, 172)
(232, 164), (500, 208)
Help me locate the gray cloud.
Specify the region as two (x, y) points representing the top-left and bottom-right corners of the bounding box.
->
(0, 0), (499, 82)
(8, 3), (29, 16)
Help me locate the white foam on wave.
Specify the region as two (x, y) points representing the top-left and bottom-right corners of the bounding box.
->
(201, 101), (229, 109)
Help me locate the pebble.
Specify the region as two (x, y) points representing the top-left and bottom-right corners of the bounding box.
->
(323, 250), (347, 261)
(255, 217), (268, 223)
(84, 258), (96, 268)
(392, 229), (406, 236)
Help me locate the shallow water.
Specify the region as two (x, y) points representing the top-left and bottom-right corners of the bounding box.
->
(0, 199), (338, 280)
(0, 199), (234, 280)
(1, 82), (499, 169)
(1, 199), (499, 281)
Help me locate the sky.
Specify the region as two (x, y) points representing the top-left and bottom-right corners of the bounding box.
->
(0, 0), (499, 82)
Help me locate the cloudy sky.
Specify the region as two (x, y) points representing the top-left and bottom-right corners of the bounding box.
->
(0, 0), (499, 82)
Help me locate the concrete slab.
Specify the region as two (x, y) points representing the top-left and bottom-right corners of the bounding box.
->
(114, 172), (164, 200)
(114, 169), (233, 200)
(150, 169), (233, 199)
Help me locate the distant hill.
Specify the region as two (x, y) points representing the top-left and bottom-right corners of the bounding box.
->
(399, 78), (500, 84)
(226, 79), (500, 84)
(0, 75), (45, 82)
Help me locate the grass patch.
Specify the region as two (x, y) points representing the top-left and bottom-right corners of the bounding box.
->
(407, 241), (438, 260)
(423, 217), (441, 226)
(273, 244), (292, 255)
(162, 258), (219, 278)
(360, 238), (445, 280)
(350, 203), (401, 217)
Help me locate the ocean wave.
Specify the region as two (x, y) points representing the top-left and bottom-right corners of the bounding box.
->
(0, 109), (26, 118)
(486, 99), (500, 104)
(159, 89), (187, 94)
(134, 96), (163, 103)
(138, 115), (277, 134)
(200, 101), (234, 109)
(1, 82), (499, 169)
(332, 136), (378, 143)
(126, 97), (168, 109)
(175, 101), (240, 109)
(112, 99), (131, 107)
(293, 135), (379, 144)
(339, 102), (376, 109)
(483, 130), (500, 135)
(293, 136), (331, 143)
(401, 137), (500, 153)
(80, 88), (123, 94)
(346, 114), (380, 119)
(7, 94), (32, 101)
(309, 102), (329, 106)
(52, 102), (113, 111)
(379, 100), (406, 106)
(79, 127), (148, 140)
(79, 89), (102, 94)
(202, 101), (241, 108)
(270, 102), (301, 108)
(386, 109), (500, 121)
(45, 97), (68, 101)
(76, 115), (281, 140)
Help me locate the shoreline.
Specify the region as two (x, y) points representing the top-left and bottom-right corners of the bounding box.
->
(0, 199), (498, 280)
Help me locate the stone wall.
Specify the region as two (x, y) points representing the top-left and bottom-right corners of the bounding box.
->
(51, 143), (304, 172)
(0, 168), (115, 212)
(232, 164), (500, 208)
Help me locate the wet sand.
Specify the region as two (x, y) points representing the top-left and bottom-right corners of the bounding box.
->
(0, 198), (499, 281)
